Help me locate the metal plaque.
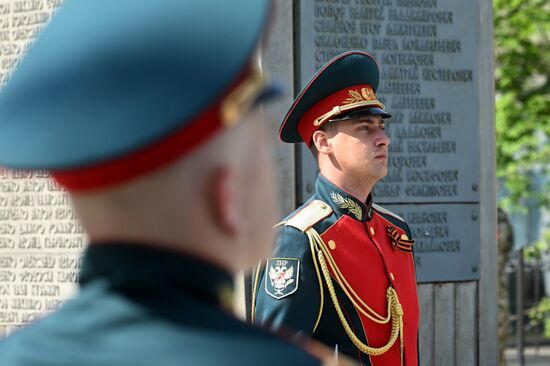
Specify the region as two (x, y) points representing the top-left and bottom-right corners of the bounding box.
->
(295, 0), (482, 282)
(296, 0), (480, 204)
(379, 203), (480, 282)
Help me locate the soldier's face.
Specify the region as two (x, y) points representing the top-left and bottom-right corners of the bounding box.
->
(327, 115), (390, 183)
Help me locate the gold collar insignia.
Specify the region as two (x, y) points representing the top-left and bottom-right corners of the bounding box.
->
(330, 191), (362, 221)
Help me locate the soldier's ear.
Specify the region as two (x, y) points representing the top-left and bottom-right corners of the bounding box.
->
(210, 166), (240, 237)
(311, 130), (332, 156)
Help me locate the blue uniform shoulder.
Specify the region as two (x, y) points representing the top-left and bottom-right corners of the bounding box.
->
(0, 282), (323, 366)
(251, 200), (333, 335)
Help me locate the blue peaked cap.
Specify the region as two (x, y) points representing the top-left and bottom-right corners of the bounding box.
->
(0, 0), (271, 169)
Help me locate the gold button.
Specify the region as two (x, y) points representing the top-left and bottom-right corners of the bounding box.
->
(401, 234), (409, 240)
(320, 203), (328, 210)
(390, 273), (395, 281)
(369, 227), (375, 236)
(328, 240), (336, 250)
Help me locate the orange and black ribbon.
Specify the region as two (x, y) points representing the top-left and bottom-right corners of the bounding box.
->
(386, 226), (414, 252)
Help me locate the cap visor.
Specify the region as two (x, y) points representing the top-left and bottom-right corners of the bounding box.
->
(329, 107), (391, 122)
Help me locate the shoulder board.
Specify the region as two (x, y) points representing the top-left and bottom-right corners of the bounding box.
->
(284, 199), (333, 232)
(372, 203), (405, 222)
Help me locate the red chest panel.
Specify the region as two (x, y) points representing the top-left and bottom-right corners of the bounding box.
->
(320, 213), (419, 365)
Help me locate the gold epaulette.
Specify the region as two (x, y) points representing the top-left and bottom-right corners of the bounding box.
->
(284, 199), (333, 232)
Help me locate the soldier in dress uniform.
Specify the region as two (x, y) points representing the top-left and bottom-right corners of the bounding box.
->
(252, 51), (420, 365)
(0, 1), (355, 365)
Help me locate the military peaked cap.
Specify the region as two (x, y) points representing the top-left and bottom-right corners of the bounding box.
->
(279, 51), (390, 146)
(0, 0), (276, 190)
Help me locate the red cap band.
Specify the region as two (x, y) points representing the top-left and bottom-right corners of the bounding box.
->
(297, 84), (383, 146)
(53, 69), (251, 191)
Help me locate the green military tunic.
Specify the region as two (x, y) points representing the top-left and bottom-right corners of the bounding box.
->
(0, 244), (324, 365)
(253, 175), (419, 365)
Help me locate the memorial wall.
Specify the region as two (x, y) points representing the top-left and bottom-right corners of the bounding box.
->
(297, 0), (481, 282)
(0, 0), (81, 334)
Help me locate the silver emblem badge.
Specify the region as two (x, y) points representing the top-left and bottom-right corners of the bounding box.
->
(265, 258), (300, 299)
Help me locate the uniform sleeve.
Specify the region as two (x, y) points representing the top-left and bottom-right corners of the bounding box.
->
(252, 225), (321, 336)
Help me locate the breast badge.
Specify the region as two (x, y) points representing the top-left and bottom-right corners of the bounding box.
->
(265, 258), (300, 299)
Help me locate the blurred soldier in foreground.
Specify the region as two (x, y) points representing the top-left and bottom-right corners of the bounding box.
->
(0, 1), (353, 365)
(252, 51), (420, 365)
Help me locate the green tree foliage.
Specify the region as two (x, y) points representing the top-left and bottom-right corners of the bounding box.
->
(494, 0), (550, 209)
(529, 297), (550, 337)
(494, 0), (550, 342)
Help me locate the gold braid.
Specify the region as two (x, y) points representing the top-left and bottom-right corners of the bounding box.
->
(308, 230), (391, 323)
(306, 227), (404, 363)
(309, 234), (325, 332)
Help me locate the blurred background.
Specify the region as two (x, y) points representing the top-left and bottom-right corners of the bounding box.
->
(494, 0), (550, 365)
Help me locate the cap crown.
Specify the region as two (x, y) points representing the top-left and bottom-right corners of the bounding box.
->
(0, 0), (270, 169)
(279, 51), (387, 145)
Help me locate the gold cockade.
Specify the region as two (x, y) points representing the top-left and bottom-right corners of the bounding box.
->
(343, 87), (376, 105)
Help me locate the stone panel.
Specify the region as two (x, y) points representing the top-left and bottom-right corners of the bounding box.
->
(0, 169), (83, 333)
(383, 203), (480, 282)
(0, 0), (80, 334)
(296, 0), (482, 282)
(297, 0), (480, 204)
